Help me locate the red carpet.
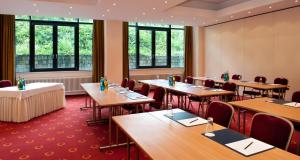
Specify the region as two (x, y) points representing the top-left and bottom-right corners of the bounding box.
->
(0, 94), (299, 160)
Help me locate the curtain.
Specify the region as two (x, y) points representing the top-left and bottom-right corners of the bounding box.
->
(122, 22), (129, 79)
(184, 26), (193, 79)
(92, 20), (105, 83)
(0, 14), (15, 84)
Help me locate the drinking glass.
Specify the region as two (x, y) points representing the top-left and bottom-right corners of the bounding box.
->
(204, 117), (215, 137)
(167, 103), (173, 119)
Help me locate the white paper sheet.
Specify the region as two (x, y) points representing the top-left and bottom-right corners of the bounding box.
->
(284, 102), (300, 108)
(177, 117), (208, 127)
(225, 138), (274, 156)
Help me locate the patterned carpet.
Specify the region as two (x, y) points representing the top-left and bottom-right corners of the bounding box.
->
(0, 94), (299, 160)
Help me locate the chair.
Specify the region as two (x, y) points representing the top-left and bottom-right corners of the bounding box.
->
(205, 101), (234, 128)
(292, 91), (300, 103)
(169, 76), (186, 109)
(0, 80), (12, 88)
(250, 113), (294, 150)
(271, 78), (288, 99)
(149, 87), (165, 110)
(232, 74), (242, 80)
(185, 76), (194, 84)
(243, 76), (267, 98)
(215, 74), (225, 88)
(127, 80), (136, 91)
(121, 78), (128, 88)
(188, 80), (215, 115)
(221, 82), (237, 102)
(122, 84), (150, 114)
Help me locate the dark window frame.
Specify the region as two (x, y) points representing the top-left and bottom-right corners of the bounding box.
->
(129, 23), (184, 69)
(15, 16), (93, 72)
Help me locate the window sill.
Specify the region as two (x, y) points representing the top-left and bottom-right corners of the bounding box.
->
(16, 71), (92, 80)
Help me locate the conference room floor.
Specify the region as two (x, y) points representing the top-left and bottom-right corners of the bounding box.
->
(0, 94), (299, 160)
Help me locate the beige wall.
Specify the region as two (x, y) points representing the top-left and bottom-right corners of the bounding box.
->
(104, 20), (123, 84)
(193, 26), (205, 77)
(204, 7), (300, 99)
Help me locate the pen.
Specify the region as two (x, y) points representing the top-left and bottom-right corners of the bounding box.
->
(189, 118), (198, 123)
(244, 141), (253, 150)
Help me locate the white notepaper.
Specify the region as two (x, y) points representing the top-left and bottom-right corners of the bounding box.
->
(284, 102), (300, 108)
(177, 117), (208, 127)
(225, 138), (274, 156)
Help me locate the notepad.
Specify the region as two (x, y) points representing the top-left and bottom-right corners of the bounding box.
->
(284, 102), (300, 108)
(225, 138), (274, 156)
(177, 117), (208, 127)
(190, 85), (203, 88)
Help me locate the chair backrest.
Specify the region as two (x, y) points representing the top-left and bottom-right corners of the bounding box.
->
(221, 74), (225, 79)
(0, 80), (13, 88)
(222, 82), (236, 91)
(204, 80), (215, 88)
(254, 76), (267, 83)
(127, 80), (135, 91)
(232, 74), (242, 80)
(140, 84), (150, 96)
(185, 76), (194, 84)
(250, 113), (294, 150)
(121, 78), (128, 88)
(174, 75), (181, 82)
(153, 87), (165, 106)
(292, 91), (300, 103)
(274, 78), (288, 85)
(206, 101), (234, 128)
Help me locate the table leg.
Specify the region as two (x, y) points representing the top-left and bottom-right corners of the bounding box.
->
(237, 108), (240, 132)
(80, 94), (91, 110)
(86, 100), (101, 125)
(109, 106), (112, 148)
(127, 137), (131, 160)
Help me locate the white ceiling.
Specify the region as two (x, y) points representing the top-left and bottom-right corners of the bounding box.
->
(0, 0), (299, 26)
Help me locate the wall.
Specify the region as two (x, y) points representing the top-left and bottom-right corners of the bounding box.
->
(204, 7), (300, 99)
(104, 20), (123, 84)
(192, 26), (205, 77)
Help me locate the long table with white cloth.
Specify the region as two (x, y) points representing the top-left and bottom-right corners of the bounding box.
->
(0, 83), (66, 122)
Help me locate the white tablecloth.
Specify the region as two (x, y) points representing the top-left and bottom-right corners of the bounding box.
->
(0, 83), (66, 122)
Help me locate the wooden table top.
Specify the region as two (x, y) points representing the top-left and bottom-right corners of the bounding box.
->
(193, 77), (288, 90)
(80, 83), (154, 107)
(139, 79), (234, 97)
(229, 97), (300, 123)
(113, 109), (299, 160)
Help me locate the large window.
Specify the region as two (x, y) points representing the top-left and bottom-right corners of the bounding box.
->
(129, 23), (184, 69)
(15, 16), (93, 72)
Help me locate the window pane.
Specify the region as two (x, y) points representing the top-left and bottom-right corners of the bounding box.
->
(171, 25), (184, 29)
(79, 24), (93, 71)
(15, 21), (30, 72)
(129, 22), (137, 26)
(171, 29), (184, 68)
(34, 25), (53, 69)
(58, 26), (75, 68)
(139, 30), (152, 67)
(138, 23), (169, 28)
(155, 31), (167, 66)
(31, 16), (77, 22)
(129, 27), (136, 69)
(79, 19), (93, 23)
(15, 15), (29, 20)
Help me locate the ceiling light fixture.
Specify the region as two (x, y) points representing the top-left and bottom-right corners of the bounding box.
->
(35, 9), (39, 13)
(215, 20), (218, 22)
(69, 6), (73, 9)
(33, 3), (37, 7)
(106, 9), (110, 12)
(269, 6), (272, 9)
(102, 14), (105, 17)
(248, 11), (251, 14)
(230, 15), (234, 18)
(296, 0), (299, 2)
(152, 7), (156, 10)
(112, 3), (117, 6)
(164, 1), (168, 4)
(142, 12), (146, 15)
(170, 15), (174, 18)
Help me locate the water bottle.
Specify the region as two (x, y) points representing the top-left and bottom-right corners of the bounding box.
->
(100, 77), (105, 91)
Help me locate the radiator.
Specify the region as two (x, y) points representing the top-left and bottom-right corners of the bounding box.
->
(26, 77), (92, 95)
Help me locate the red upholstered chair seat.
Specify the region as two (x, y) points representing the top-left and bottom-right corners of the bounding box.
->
(205, 101), (234, 128)
(127, 80), (136, 91)
(250, 113), (294, 150)
(0, 80), (12, 88)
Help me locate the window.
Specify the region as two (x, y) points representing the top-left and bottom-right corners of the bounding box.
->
(128, 23), (184, 69)
(15, 16), (93, 72)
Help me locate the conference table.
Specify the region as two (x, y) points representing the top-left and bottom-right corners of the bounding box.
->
(113, 109), (299, 160)
(0, 82), (65, 122)
(193, 77), (288, 99)
(229, 97), (300, 133)
(139, 79), (235, 108)
(80, 83), (154, 149)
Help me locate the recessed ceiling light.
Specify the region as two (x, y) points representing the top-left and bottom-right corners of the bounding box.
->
(33, 3), (37, 7)
(69, 6), (73, 9)
(152, 7), (156, 10)
(215, 20), (218, 22)
(102, 14), (105, 17)
(202, 22), (206, 25)
(295, 0), (299, 2)
(248, 11), (251, 14)
(269, 6), (272, 9)
(112, 3), (117, 6)
(142, 12), (146, 15)
(230, 15), (234, 18)
(164, 1), (168, 4)
(170, 15), (174, 18)
(106, 9), (110, 12)
(35, 9), (39, 13)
